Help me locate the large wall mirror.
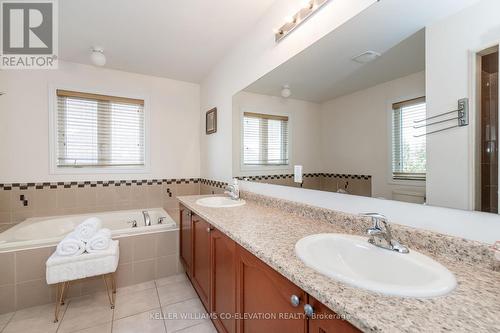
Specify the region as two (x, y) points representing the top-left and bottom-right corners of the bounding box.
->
(232, 1), (499, 214)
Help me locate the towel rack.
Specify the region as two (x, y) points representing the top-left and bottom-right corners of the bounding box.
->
(413, 98), (468, 137)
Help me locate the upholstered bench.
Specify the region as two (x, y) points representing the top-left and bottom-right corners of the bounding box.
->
(46, 240), (119, 322)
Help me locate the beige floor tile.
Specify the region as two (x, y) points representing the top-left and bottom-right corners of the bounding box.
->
(163, 298), (208, 332)
(112, 309), (166, 333)
(9, 302), (66, 322)
(2, 303), (63, 333)
(0, 312), (14, 331)
(175, 320), (217, 333)
(155, 273), (187, 287)
(57, 292), (113, 333)
(113, 287), (160, 320)
(116, 280), (155, 296)
(157, 280), (197, 307)
(71, 321), (112, 333)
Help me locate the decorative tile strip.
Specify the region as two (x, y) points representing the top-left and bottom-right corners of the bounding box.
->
(200, 179), (228, 189)
(0, 178), (202, 190)
(237, 173), (371, 181)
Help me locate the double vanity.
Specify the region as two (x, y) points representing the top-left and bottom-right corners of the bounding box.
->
(178, 193), (500, 332)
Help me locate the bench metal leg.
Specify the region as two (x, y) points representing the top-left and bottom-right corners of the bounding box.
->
(54, 281), (69, 323)
(102, 274), (115, 309)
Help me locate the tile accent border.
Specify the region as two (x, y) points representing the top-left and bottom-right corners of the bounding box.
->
(237, 173), (371, 181)
(0, 178), (202, 191)
(199, 179), (228, 189)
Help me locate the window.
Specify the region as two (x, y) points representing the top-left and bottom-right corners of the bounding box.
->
(55, 90), (145, 168)
(243, 112), (289, 166)
(391, 97), (426, 181)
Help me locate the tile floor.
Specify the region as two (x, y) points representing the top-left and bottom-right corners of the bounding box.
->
(0, 274), (217, 333)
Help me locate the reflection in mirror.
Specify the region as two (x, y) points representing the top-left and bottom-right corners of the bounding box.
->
(232, 1), (499, 214)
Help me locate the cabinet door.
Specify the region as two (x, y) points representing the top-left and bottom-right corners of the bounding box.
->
(210, 229), (237, 333)
(307, 295), (360, 333)
(179, 206), (192, 277)
(236, 245), (307, 333)
(192, 214), (211, 309)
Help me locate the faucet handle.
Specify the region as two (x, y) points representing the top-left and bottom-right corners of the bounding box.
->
(360, 212), (387, 228)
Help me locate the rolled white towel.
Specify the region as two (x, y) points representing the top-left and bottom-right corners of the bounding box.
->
(85, 228), (112, 253)
(56, 232), (86, 256)
(74, 217), (102, 242)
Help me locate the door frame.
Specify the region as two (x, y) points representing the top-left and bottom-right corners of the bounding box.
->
(468, 41), (500, 212)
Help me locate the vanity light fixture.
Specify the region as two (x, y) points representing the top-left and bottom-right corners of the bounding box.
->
(90, 47), (106, 66)
(274, 0), (331, 43)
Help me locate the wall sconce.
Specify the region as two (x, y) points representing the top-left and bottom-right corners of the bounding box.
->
(274, 0), (331, 43)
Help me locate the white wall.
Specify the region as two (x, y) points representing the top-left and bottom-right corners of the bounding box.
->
(200, 0), (378, 182)
(0, 61), (200, 182)
(232, 91), (322, 176)
(426, 0), (500, 209)
(320, 71), (426, 199)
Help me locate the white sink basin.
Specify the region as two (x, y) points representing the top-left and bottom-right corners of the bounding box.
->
(196, 196), (246, 208)
(295, 233), (456, 298)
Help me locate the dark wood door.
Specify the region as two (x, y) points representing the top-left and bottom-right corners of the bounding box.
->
(236, 245), (307, 333)
(210, 228), (237, 333)
(192, 214), (211, 309)
(307, 295), (360, 333)
(179, 205), (192, 277)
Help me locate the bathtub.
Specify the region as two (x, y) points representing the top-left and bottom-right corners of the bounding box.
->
(0, 208), (178, 252)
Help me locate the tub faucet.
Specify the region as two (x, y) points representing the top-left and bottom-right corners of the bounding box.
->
(360, 213), (409, 254)
(142, 210), (151, 226)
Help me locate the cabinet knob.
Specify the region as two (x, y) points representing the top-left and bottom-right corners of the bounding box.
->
(290, 295), (300, 307)
(207, 227), (214, 233)
(304, 304), (314, 318)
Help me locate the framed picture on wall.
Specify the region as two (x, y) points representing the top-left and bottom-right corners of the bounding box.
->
(206, 107), (217, 134)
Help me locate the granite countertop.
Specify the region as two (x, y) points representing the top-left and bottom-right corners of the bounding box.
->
(178, 194), (500, 333)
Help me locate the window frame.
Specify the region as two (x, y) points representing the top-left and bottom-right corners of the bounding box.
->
(48, 85), (150, 175)
(239, 108), (293, 173)
(386, 95), (427, 187)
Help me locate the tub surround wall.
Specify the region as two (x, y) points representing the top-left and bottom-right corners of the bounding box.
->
(0, 230), (181, 314)
(0, 178), (207, 232)
(178, 193), (500, 332)
(199, 179), (228, 195)
(237, 173), (372, 197)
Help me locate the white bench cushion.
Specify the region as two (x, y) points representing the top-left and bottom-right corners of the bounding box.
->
(46, 240), (119, 285)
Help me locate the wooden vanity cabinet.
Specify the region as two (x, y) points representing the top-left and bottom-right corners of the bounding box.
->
(179, 205), (193, 277)
(306, 295), (359, 333)
(192, 213), (212, 309)
(236, 245), (308, 333)
(179, 206), (360, 333)
(210, 228), (237, 333)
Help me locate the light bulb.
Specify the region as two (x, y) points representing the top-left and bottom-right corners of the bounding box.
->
(281, 85), (292, 98)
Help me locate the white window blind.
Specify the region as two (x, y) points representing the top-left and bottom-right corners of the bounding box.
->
(56, 90), (145, 168)
(392, 97), (426, 181)
(243, 112), (289, 166)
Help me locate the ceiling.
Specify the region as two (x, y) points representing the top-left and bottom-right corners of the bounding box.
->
(244, 0), (480, 103)
(59, 0), (276, 83)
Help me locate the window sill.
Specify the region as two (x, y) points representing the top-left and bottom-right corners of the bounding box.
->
(240, 164), (292, 174)
(50, 166), (150, 175)
(388, 178), (426, 187)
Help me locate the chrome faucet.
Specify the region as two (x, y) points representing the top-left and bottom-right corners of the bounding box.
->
(142, 210), (151, 226)
(224, 178), (240, 200)
(360, 213), (409, 254)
